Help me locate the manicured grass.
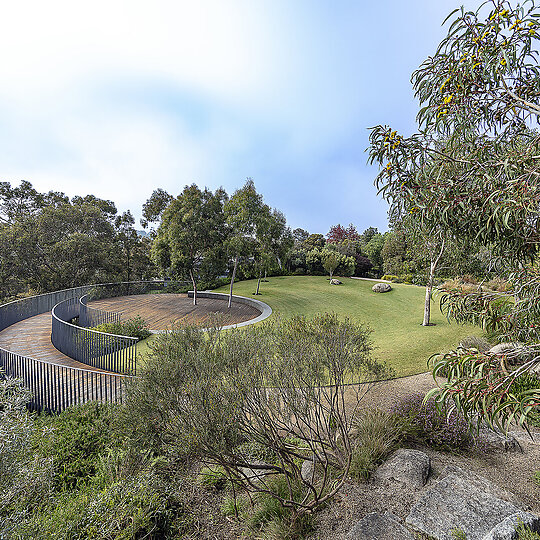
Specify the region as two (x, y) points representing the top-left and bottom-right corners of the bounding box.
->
(213, 275), (482, 377)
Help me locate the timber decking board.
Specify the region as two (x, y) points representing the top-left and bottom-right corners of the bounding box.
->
(90, 293), (261, 331)
(0, 312), (111, 373)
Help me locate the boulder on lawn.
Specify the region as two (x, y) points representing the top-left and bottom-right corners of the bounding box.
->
(372, 283), (392, 293)
(330, 278), (343, 285)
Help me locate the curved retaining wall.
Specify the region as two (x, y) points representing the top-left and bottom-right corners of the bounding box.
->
(186, 291), (272, 329)
(0, 284), (128, 412)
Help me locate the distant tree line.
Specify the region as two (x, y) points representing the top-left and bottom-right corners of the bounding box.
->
(0, 181), (154, 302)
(2, 177), (493, 306)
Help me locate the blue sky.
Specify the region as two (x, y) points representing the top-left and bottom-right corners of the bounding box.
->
(0, 0), (470, 235)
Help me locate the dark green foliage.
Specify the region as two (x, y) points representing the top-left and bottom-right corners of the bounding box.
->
(92, 315), (152, 341)
(510, 373), (540, 395)
(16, 472), (173, 540)
(35, 402), (118, 492)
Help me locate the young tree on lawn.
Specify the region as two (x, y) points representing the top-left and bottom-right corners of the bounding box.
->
(368, 0), (540, 430)
(152, 184), (227, 305)
(224, 178), (264, 308)
(322, 249), (340, 281)
(253, 208), (292, 295)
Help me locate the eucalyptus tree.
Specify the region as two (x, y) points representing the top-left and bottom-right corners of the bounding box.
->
(368, 0), (540, 430)
(152, 184), (227, 305)
(224, 178), (264, 307)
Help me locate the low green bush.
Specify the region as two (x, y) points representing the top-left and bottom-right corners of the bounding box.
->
(246, 475), (313, 538)
(197, 465), (229, 491)
(34, 402), (119, 492)
(381, 274), (398, 282)
(16, 472), (174, 539)
(349, 409), (404, 480)
(92, 315), (151, 341)
(510, 372), (540, 395)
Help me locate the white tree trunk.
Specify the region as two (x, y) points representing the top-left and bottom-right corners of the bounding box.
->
(422, 236), (445, 326)
(228, 255), (239, 309)
(189, 269), (197, 306)
(422, 263), (435, 326)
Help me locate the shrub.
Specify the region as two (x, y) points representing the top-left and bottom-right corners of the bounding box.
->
(516, 521), (540, 540)
(124, 314), (391, 520)
(349, 409), (404, 480)
(197, 465), (229, 491)
(34, 402), (119, 492)
(16, 471), (174, 539)
(381, 274), (398, 282)
(293, 267), (306, 275)
(246, 475), (313, 538)
(391, 393), (483, 452)
(0, 378), (53, 534)
(92, 315), (151, 341)
(510, 373), (540, 395)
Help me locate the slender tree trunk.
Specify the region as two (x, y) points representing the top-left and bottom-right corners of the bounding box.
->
(422, 237), (445, 326)
(422, 263), (435, 326)
(228, 255), (239, 309)
(256, 268), (262, 295)
(189, 269), (197, 306)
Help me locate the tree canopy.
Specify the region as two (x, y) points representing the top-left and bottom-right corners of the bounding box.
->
(369, 0), (540, 430)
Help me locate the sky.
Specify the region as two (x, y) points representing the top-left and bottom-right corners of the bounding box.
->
(0, 0), (475, 235)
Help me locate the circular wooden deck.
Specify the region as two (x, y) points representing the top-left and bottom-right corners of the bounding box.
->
(90, 293), (262, 331)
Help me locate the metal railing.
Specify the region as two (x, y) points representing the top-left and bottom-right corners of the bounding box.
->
(0, 346), (126, 413)
(79, 294), (121, 328)
(0, 280), (191, 412)
(52, 297), (138, 375)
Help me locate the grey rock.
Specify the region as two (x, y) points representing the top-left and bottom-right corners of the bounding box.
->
(330, 278), (343, 285)
(483, 511), (540, 540)
(373, 448), (430, 489)
(301, 458), (315, 483)
(488, 342), (535, 365)
(346, 512), (415, 540)
(239, 460), (273, 482)
(372, 283), (392, 293)
(406, 469), (523, 539)
(479, 428), (521, 453)
(437, 465), (518, 503)
(509, 430), (540, 445)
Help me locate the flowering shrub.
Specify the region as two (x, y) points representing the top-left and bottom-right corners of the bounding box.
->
(391, 393), (484, 452)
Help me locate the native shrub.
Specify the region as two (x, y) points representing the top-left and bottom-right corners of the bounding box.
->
(392, 393), (484, 452)
(124, 313), (391, 522)
(92, 315), (151, 341)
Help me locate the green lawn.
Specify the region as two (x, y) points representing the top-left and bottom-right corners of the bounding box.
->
(209, 275), (481, 377)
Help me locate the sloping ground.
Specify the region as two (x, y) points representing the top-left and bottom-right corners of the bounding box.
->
(215, 276), (482, 376)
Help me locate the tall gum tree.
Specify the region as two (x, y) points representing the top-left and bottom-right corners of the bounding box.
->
(368, 0), (540, 431)
(224, 178), (264, 308)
